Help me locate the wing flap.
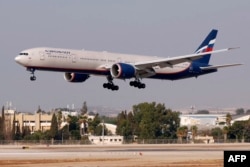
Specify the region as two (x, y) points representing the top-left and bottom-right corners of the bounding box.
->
(200, 63), (242, 70)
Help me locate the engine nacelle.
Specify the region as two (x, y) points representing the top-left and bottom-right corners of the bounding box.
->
(110, 63), (136, 79)
(64, 73), (90, 82)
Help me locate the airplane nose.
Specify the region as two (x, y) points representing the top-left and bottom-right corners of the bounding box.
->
(15, 56), (21, 63)
(15, 56), (23, 65)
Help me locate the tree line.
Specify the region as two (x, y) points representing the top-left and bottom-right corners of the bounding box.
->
(1, 102), (250, 142)
(0, 105), (106, 141)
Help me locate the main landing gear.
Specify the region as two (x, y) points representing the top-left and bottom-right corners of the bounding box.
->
(27, 68), (36, 81)
(129, 79), (146, 89)
(103, 76), (119, 91)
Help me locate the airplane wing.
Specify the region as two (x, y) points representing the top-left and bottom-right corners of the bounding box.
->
(134, 47), (238, 70)
(200, 63), (242, 70)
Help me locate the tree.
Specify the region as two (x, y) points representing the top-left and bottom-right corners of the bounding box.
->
(22, 126), (31, 138)
(50, 113), (59, 139)
(116, 111), (134, 138)
(116, 102), (180, 139)
(246, 109), (250, 114)
(14, 123), (22, 140)
(88, 114), (101, 135)
(226, 113), (232, 126)
(0, 106), (5, 140)
(37, 105), (42, 113)
(190, 125), (198, 141)
(12, 113), (16, 140)
(235, 108), (245, 115)
(176, 126), (188, 143)
(222, 126), (229, 141)
(211, 127), (223, 142)
(57, 111), (63, 129)
(227, 119), (250, 142)
(80, 101), (88, 115)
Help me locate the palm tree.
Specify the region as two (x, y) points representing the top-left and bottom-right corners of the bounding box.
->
(190, 125), (198, 142)
(176, 126), (188, 143)
(226, 113), (232, 126)
(222, 126), (229, 142)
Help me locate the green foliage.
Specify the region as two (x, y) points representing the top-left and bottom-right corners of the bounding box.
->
(70, 130), (81, 140)
(235, 108), (245, 115)
(14, 125), (22, 140)
(88, 114), (101, 135)
(50, 113), (59, 139)
(68, 115), (79, 131)
(177, 126), (188, 138)
(211, 127), (223, 139)
(228, 120), (248, 140)
(59, 125), (70, 140)
(116, 102), (180, 139)
(0, 106), (5, 140)
(22, 126), (31, 138)
(226, 113), (232, 126)
(94, 124), (108, 136)
(12, 114), (16, 140)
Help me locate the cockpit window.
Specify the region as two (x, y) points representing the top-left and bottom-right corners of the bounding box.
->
(19, 52), (29, 56)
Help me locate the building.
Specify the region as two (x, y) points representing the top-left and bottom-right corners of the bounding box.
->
(88, 135), (123, 145)
(231, 114), (250, 124)
(180, 114), (227, 129)
(5, 112), (53, 133)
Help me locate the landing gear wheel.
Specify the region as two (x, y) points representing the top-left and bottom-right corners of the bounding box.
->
(103, 76), (119, 91)
(27, 68), (37, 81)
(129, 80), (146, 89)
(30, 76), (36, 81)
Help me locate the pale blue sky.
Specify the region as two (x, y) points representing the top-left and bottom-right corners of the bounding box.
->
(0, 0), (249, 112)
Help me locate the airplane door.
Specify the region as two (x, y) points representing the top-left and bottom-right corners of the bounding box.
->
(40, 51), (45, 60)
(72, 54), (76, 63)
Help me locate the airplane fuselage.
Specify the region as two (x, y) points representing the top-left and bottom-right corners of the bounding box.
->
(16, 47), (215, 80)
(16, 29), (239, 91)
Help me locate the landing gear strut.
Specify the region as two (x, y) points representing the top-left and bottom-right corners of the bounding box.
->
(27, 68), (36, 81)
(130, 78), (146, 89)
(103, 76), (119, 91)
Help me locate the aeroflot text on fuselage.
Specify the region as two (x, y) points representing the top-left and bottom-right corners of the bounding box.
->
(45, 49), (71, 55)
(15, 29), (241, 91)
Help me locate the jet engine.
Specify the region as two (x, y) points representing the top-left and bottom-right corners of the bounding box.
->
(110, 63), (136, 79)
(64, 73), (90, 82)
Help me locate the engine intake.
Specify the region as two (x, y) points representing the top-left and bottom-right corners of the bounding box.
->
(110, 63), (136, 79)
(64, 73), (90, 82)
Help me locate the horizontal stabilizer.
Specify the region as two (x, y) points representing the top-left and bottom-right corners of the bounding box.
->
(200, 63), (242, 70)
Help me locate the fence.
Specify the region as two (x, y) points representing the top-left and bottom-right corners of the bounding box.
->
(0, 138), (249, 145)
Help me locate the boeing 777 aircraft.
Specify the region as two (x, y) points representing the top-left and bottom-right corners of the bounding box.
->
(15, 29), (241, 91)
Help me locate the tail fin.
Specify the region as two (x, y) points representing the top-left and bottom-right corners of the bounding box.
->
(193, 29), (218, 65)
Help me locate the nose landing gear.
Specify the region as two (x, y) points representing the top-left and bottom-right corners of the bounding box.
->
(27, 68), (36, 81)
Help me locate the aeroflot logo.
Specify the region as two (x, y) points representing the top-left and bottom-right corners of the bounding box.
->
(45, 50), (71, 54)
(224, 151), (250, 167)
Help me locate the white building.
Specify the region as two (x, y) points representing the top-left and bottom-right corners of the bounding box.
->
(180, 114), (226, 129)
(231, 114), (250, 124)
(88, 135), (123, 145)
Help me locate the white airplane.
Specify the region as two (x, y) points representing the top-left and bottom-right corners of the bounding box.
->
(15, 29), (241, 91)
